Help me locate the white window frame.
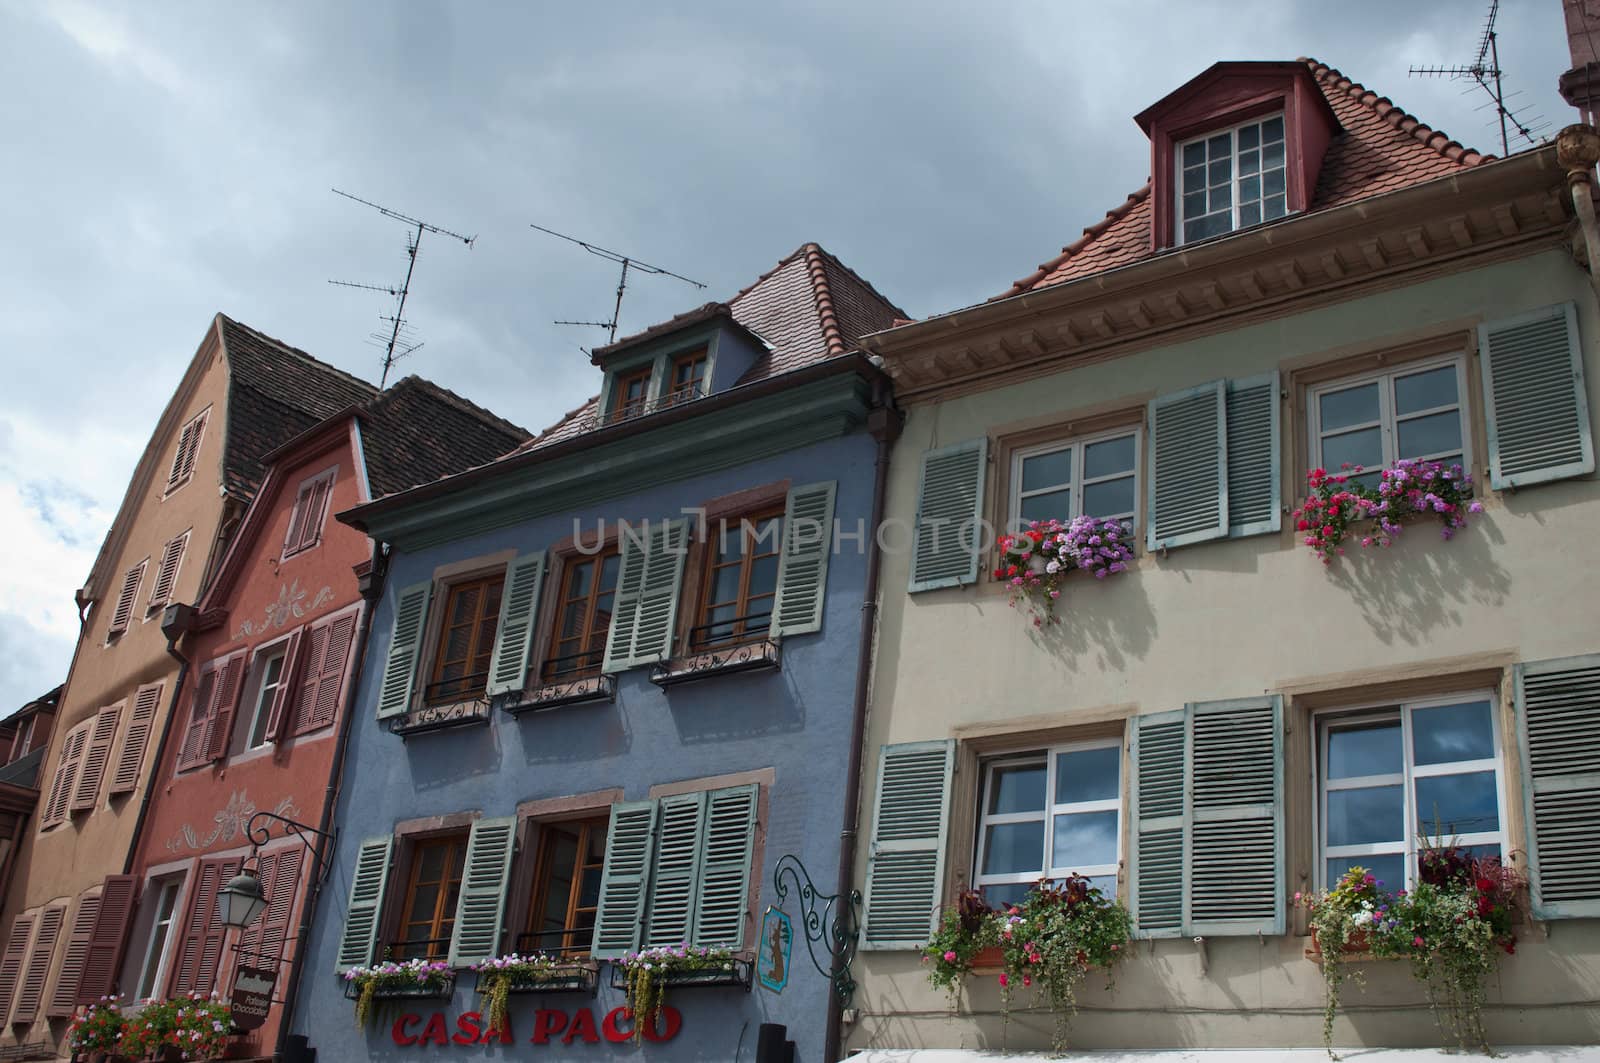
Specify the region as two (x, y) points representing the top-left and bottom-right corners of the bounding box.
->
(1312, 690), (1509, 892)
(1008, 427), (1140, 534)
(240, 639), (293, 753)
(1174, 111), (1288, 247)
(974, 737), (1124, 900)
(282, 465), (338, 559)
(135, 877), (182, 1001)
(1306, 355), (1473, 481)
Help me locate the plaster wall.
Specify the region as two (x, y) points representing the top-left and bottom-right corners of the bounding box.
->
(847, 249), (1600, 1053)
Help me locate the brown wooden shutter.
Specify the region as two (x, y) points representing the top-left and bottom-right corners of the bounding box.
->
(287, 624), (329, 737)
(107, 560), (147, 637)
(176, 666), (218, 771)
(170, 857), (240, 997)
(70, 704), (123, 813)
(262, 630), (304, 744)
(76, 876), (137, 1005)
(284, 482), (315, 555)
(167, 410), (207, 492)
(41, 723), (90, 829)
(13, 904), (64, 1023)
(236, 849), (302, 974)
(147, 532), (190, 613)
(109, 683), (163, 796)
(294, 612), (356, 735)
(207, 652), (247, 761)
(0, 913), (36, 1024)
(296, 477), (332, 553)
(46, 894), (100, 1017)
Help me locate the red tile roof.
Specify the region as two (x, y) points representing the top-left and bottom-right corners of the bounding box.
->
(999, 58), (1492, 299)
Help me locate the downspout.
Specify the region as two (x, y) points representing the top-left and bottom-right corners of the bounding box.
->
(825, 374), (901, 1063)
(273, 541), (388, 1063)
(1557, 124), (1600, 308)
(123, 605), (198, 875)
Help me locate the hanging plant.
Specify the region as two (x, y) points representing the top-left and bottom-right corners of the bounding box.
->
(1298, 866), (1400, 1055)
(616, 945), (735, 1043)
(343, 958), (453, 1028)
(994, 517), (1135, 626)
(470, 954), (570, 1033)
(1294, 460), (1482, 563)
(67, 998), (126, 1058)
(922, 889), (999, 1005)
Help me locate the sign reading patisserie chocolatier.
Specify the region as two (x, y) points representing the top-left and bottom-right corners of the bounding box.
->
(390, 1006), (683, 1047)
(230, 965), (277, 1031)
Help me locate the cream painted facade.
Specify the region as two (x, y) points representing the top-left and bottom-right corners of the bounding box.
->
(845, 246), (1600, 1053)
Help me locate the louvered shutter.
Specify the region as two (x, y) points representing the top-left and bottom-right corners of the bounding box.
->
(41, 723), (88, 829)
(289, 475), (333, 554)
(909, 440), (987, 593)
(0, 914), (35, 1023)
(862, 740), (955, 949)
(71, 704), (123, 812)
(263, 630), (305, 743)
(1480, 302), (1595, 489)
(1516, 655), (1600, 918)
(167, 412), (206, 492)
(644, 793), (707, 949)
(591, 801), (659, 959)
(76, 875), (137, 1004)
(148, 532), (189, 613)
(448, 817), (517, 966)
(170, 857), (239, 997)
(206, 651), (247, 761)
(177, 665), (219, 771)
(109, 683), (163, 795)
(336, 837), (393, 973)
(1225, 373), (1280, 537)
(238, 849), (303, 971)
(770, 482), (836, 638)
(692, 784), (758, 949)
(376, 582), (432, 718)
(601, 520), (689, 672)
(108, 560), (146, 637)
(296, 612), (357, 734)
(1147, 381), (1228, 551)
(284, 482), (316, 555)
(1130, 710), (1186, 937)
(13, 904), (64, 1023)
(485, 553), (546, 696)
(47, 895), (99, 1016)
(1188, 697), (1283, 935)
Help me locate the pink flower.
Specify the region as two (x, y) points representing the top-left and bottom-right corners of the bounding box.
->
(943, 951), (957, 964)
(998, 972), (1008, 988)
(1022, 974), (1032, 987)
(1413, 936), (1425, 948)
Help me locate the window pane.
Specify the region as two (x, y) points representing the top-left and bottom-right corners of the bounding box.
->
(1209, 184), (1231, 211)
(1321, 427), (1383, 472)
(1394, 365), (1458, 415)
(1263, 140), (1285, 167)
(1207, 134), (1230, 157)
(1056, 746), (1120, 803)
(1239, 150), (1260, 176)
(1083, 436), (1135, 479)
(1415, 771), (1499, 836)
(1183, 168), (1204, 195)
(1327, 853), (1405, 891)
(981, 881), (1031, 909)
(982, 821), (1045, 876)
(1263, 169), (1285, 197)
(1240, 202), (1261, 227)
(1264, 195), (1287, 220)
(1082, 874), (1117, 899)
(1182, 191), (1205, 219)
(598, 554), (621, 591)
(1051, 811), (1118, 868)
(1238, 125), (1259, 150)
(1239, 175), (1261, 202)
(1019, 489), (1072, 525)
(709, 566), (741, 605)
(749, 555), (779, 598)
(1082, 477), (1136, 519)
(1319, 382), (1380, 431)
(987, 763), (1046, 814)
(1327, 785), (1404, 846)
(1262, 116), (1285, 142)
(1412, 701), (1494, 765)
(1396, 411), (1463, 460)
(1327, 721), (1402, 778)
(1182, 141), (1205, 167)
(1021, 448), (1073, 492)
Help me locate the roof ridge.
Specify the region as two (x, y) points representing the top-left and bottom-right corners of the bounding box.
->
(1298, 56), (1491, 167)
(801, 243), (847, 356)
(807, 243), (911, 330)
(997, 184), (1153, 300)
(378, 374), (530, 440)
(218, 314), (379, 397)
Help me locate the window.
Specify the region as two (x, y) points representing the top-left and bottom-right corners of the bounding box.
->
(1317, 694), (1507, 891)
(165, 409), (209, 495)
(284, 468), (336, 557)
(135, 879), (180, 1001)
(107, 559), (148, 639)
(694, 511), (782, 650)
(242, 647), (289, 750)
(665, 349), (708, 406)
(523, 818), (608, 956)
(609, 367), (653, 423)
(426, 574), (504, 704)
(147, 531), (190, 615)
(393, 834), (467, 961)
(1009, 429), (1138, 532)
(544, 552), (619, 681)
(975, 740), (1122, 907)
(1309, 358), (1470, 489)
(1177, 113), (1287, 244)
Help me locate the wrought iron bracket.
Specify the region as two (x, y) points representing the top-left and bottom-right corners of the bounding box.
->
(246, 810), (335, 871)
(771, 853), (861, 1006)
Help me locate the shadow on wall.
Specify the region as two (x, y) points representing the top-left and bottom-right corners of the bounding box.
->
(515, 696), (631, 764)
(667, 668), (807, 745)
(1029, 566), (1159, 674)
(403, 720), (506, 791)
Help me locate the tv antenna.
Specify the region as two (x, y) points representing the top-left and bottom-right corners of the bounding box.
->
(531, 223), (705, 346)
(1409, 0), (1549, 156)
(329, 189), (475, 388)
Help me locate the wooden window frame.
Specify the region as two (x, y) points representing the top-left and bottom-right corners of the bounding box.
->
(690, 504), (784, 652)
(1007, 426), (1141, 533)
(390, 830), (470, 962)
(539, 544), (621, 684)
(424, 573), (505, 706)
(664, 347), (709, 407)
(608, 366), (655, 423)
(522, 816), (609, 957)
(1174, 111), (1289, 246)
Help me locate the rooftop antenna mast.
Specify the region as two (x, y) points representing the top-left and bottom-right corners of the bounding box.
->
(1409, 0), (1548, 156)
(329, 188), (475, 388)
(530, 223), (705, 347)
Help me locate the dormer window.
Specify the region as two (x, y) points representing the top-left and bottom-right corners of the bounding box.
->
(1177, 114), (1287, 244)
(610, 366), (653, 423)
(666, 348), (708, 407)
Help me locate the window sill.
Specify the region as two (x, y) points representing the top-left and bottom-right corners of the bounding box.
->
(605, 957), (753, 993)
(505, 674), (616, 715)
(649, 641), (781, 688)
(386, 697), (492, 739)
(473, 963), (597, 997)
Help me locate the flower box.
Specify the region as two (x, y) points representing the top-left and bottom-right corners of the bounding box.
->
(968, 946), (1005, 972)
(1305, 926), (1378, 963)
(342, 973), (455, 1001)
(473, 964), (596, 996)
(606, 958), (752, 993)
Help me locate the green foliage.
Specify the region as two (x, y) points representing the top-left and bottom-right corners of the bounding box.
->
(617, 945), (735, 1044)
(67, 999), (126, 1054)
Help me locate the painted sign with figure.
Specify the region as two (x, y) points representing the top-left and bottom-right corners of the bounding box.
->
(758, 907), (793, 993)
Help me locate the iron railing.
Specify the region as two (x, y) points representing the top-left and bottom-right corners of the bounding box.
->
(514, 927), (594, 957)
(425, 672), (488, 704)
(385, 937), (451, 962)
(688, 612), (773, 651)
(540, 649), (605, 683)
(587, 381), (707, 431)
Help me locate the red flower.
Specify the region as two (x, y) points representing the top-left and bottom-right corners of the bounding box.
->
(1321, 525), (1334, 537)
(1005, 565), (1017, 577)
(1296, 519), (1309, 531)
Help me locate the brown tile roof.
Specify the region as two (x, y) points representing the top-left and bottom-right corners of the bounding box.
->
(999, 57), (1492, 299)
(358, 376), (531, 499)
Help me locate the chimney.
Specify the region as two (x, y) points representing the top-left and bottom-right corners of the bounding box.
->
(1560, 0), (1600, 123)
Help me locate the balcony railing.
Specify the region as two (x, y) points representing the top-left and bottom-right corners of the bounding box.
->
(540, 649), (605, 683)
(514, 928), (594, 957)
(651, 617), (782, 688)
(586, 382), (708, 432)
(425, 672), (488, 705)
(385, 937), (451, 962)
(688, 613), (773, 652)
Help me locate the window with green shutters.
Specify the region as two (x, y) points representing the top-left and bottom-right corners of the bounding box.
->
(861, 740), (956, 949)
(335, 837), (393, 973)
(485, 552), (546, 696)
(447, 817), (518, 966)
(375, 582), (432, 718)
(1480, 302), (1595, 489)
(602, 519), (690, 672)
(769, 480), (837, 638)
(909, 440), (987, 593)
(1515, 654), (1600, 919)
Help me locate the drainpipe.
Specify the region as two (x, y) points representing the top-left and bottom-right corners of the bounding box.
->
(825, 375), (901, 1063)
(122, 604), (199, 875)
(1557, 124), (1600, 308)
(273, 541), (388, 1063)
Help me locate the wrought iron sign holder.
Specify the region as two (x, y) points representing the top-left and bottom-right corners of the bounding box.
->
(771, 854), (861, 1005)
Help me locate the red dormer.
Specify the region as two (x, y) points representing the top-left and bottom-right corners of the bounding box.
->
(1136, 61), (1341, 251)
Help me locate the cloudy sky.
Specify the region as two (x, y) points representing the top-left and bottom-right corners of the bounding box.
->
(0, 1), (1573, 709)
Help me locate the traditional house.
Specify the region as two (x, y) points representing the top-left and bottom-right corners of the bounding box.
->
(292, 244), (902, 1061)
(846, 59), (1600, 1055)
(0, 689), (61, 926)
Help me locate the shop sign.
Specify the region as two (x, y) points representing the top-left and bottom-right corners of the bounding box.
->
(391, 1006), (683, 1047)
(230, 965), (276, 1031)
(758, 908), (792, 994)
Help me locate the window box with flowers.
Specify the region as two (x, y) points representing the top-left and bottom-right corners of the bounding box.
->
(1293, 460), (1482, 563)
(343, 958), (455, 1028)
(472, 954), (597, 1032)
(68, 998), (127, 1062)
(112, 994), (235, 1062)
(608, 946), (747, 1043)
(993, 517), (1135, 627)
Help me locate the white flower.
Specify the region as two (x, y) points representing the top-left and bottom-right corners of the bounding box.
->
(1352, 911), (1373, 926)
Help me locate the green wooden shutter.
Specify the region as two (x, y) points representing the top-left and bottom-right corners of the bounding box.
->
(592, 800), (659, 959)
(1130, 710), (1186, 938)
(602, 520), (689, 672)
(644, 792), (707, 949)
(1225, 372), (1281, 538)
(1515, 655), (1600, 919)
(770, 481), (837, 638)
(448, 816), (517, 965)
(335, 837), (393, 973)
(1480, 302), (1595, 489)
(692, 784), (759, 949)
(1187, 696), (1283, 935)
(375, 581), (432, 718)
(909, 440), (987, 593)
(861, 740), (955, 949)
(486, 553), (545, 696)
(1147, 380), (1228, 551)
